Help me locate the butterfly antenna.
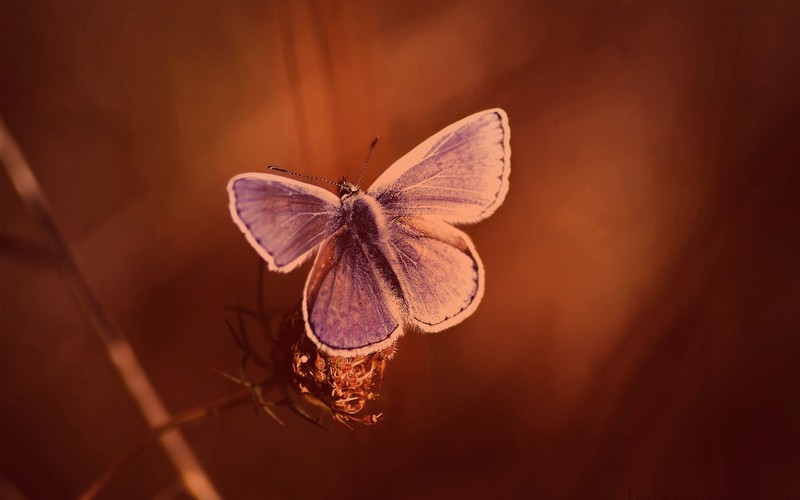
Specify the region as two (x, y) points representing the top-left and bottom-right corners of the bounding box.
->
(355, 136), (380, 188)
(267, 166), (344, 188)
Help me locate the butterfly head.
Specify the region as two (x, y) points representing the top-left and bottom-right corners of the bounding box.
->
(337, 176), (360, 200)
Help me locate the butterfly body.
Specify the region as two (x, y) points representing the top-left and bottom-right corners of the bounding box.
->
(229, 109), (510, 356)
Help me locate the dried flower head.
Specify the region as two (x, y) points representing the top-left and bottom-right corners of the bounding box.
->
(273, 308), (395, 427)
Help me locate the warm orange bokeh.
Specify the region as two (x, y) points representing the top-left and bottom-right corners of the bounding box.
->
(1, 1), (798, 498)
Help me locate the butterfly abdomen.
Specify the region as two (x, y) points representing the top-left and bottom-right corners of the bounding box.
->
(340, 192), (408, 318)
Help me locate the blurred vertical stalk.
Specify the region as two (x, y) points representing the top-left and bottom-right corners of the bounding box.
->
(273, 1), (386, 174)
(0, 117), (221, 500)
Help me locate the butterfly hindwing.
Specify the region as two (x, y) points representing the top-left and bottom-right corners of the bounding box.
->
(369, 108), (510, 225)
(228, 174), (343, 272)
(386, 216), (483, 331)
(303, 226), (404, 356)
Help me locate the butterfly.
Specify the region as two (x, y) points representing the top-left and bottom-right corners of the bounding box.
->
(227, 109), (510, 356)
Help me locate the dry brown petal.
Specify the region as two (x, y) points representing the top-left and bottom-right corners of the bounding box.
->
(272, 308), (395, 426)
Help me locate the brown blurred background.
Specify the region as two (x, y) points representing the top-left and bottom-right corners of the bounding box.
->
(1, 0), (798, 498)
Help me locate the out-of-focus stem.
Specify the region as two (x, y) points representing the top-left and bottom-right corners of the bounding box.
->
(0, 116), (222, 500)
(79, 390), (254, 500)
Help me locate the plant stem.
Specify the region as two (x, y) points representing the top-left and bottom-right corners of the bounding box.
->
(0, 116), (221, 499)
(80, 389), (256, 500)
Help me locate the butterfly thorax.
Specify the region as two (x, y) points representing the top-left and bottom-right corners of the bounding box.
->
(340, 190), (388, 245)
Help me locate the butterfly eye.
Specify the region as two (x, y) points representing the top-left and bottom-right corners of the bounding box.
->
(338, 182), (359, 199)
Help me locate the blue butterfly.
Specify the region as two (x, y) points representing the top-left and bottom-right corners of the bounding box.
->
(228, 109), (510, 356)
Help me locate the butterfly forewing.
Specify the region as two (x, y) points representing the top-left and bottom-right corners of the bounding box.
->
(228, 174), (343, 272)
(369, 108), (510, 225)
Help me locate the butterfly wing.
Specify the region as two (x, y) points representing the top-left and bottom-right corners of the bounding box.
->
(368, 108), (510, 224)
(368, 109), (510, 333)
(228, 173), (343, 272)
(303, 226), (405, 356)
(386, 216), (484, 331)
